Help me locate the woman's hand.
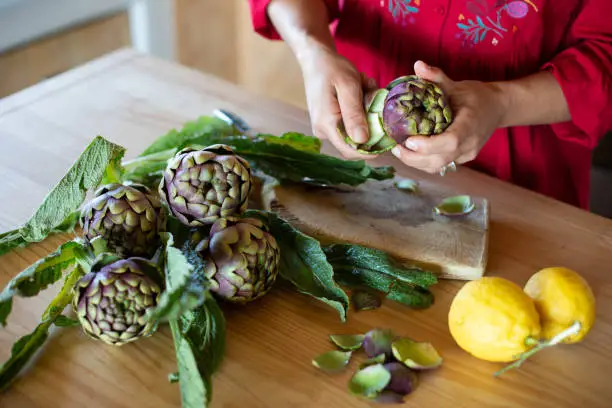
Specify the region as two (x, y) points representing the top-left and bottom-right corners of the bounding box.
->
(391, 61), (508, 174)
(299, 45), (379, 160)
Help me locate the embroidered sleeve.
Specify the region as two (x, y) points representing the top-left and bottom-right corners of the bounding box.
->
(246, 0), (341, 40)
(542, 0), (612, 148)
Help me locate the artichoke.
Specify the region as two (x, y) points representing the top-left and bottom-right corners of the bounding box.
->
(80, 183), (166, 258)
(189, 216), (280, 303)
(340, 75), (453, 154)
(72, 256), (163, 346)
(159, 144), (253, 227)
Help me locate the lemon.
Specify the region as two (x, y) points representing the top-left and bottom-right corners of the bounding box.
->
(448, 277), (541, 363)
(524, 267), (595, 344)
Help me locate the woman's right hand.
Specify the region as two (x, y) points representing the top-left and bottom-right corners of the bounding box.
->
(299, 44), (379, 160)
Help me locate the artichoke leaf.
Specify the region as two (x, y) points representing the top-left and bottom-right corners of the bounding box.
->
(0, 240), (89, 326)
(246, 210), (350, 322)
(0, 265), (85, 391)
(0, 136), (126, 256)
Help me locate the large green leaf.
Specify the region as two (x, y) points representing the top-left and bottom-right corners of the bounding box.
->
(323, 244), (437, 309)
(0, 240), (89, 326)
(0, 136), (126, 255)
(161, 230), (226, 408)
(247, 210), (350, 322)
(0, 265), (85, 391)
(123, 115), (394, 188)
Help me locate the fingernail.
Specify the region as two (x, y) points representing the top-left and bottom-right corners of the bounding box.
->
(351, 127), (369, 144)
(392, 146), (401, 157)
(405, 140), (418, 150)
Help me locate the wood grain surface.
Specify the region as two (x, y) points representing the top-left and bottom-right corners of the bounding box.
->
(262, 178), (489, 280)
(1, 49), (612, 408)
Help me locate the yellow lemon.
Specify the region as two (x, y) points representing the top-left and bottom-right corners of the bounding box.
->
(448, 276), (541, 363)
(524, 267), (595, 344)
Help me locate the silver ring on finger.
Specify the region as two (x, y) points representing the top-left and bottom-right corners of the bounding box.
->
(439, 160), (457, 177)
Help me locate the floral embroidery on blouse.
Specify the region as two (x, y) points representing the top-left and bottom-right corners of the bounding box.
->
(385, 0), (421, 26)
(455, 0), (538, 48)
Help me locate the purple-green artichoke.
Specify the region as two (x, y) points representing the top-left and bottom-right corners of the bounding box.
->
(72, 256), (163, 346)
(190, 217), (280, 303)
(340, 75), (453, 154)
(80, 183), (166, 258)
(159, 144), (253, 227)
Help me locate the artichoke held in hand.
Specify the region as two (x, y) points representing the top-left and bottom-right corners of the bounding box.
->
(72, 256), (163, 346)
(340, 75), (453, 155)
(159, 145), (253, 227)
(80, 183), (166, 258)
(189, 217), (280, 303)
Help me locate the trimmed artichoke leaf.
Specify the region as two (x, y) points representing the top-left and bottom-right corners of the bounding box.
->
(391, 339), (443, 370)
(433, 195), (475, 217)
(359, 353), (387, 369)
(348, 364), (392, 399)
(0, 240), (88, 326)
(169, 291), (226, 408)
(394, 178), (420, 193)
(366, 89), (389, 114)
(329, 334), (365, 351)
(147, 232), (208, 322)
(322, 243), (438, 301)
(247, 210), (350, 322)
(363, 329), (397, 359)
(312, 350), (352, 372)
(0, 265), (84, 391)
(363, 113), (386, 149)
(381, 362), (419, 398)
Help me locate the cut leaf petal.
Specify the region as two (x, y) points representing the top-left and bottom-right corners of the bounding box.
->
(312, 350), (352, 372)
(383, 362), (419, 395)
(348, 364), (391, 398)
(360, 353), (387, 369)
(363, 329), (397, 358)
(394, 178), (419, 193)
(367, 89), (390, 114)
(391, 339), (443, 370)
(374, 390), (406, 404)
(433, 195), (475, 216)
(352, 289), (383, 311)
(329, 334), (365, 351)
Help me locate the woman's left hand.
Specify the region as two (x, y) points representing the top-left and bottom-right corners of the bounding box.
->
(391, 60), (508, 175)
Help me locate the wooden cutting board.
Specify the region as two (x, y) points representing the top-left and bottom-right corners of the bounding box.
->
(261, 177), (490, 280)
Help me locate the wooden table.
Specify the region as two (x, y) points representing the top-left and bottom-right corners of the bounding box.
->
(1, 49), (611, 408)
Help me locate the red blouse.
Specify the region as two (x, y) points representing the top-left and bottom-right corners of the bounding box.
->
(247, 0), (612, 210)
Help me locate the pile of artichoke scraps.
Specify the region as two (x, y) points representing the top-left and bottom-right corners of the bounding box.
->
(0, 88), (446, 406)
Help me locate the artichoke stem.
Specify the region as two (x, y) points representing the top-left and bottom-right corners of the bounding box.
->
(493, 320), (582, 378)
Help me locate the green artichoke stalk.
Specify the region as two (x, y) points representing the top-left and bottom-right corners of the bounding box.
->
(159, 144), (253, 227)
(189, 217), (280, 303)
(340, 75), (453, 154)
(80, 183), (167, 258)
(72, 255), (163, 346)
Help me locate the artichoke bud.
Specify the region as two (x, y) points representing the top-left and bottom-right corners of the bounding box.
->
(159, 145), (253, 227)
(72, 256), (164, 346)
(188, 216), (280, 304)
(80, 183), (167, 259)
(340, 75), (453, 155)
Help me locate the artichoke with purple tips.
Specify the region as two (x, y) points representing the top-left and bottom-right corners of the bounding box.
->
(80, 183), (167, 258)
(340, 75), (453, 155)
(159, 144), (253, 227)
(72, 256), (163, 346)
(189, 216), (280, 303)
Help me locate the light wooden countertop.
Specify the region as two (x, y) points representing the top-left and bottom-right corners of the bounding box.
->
(1, 48), (611, 408)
